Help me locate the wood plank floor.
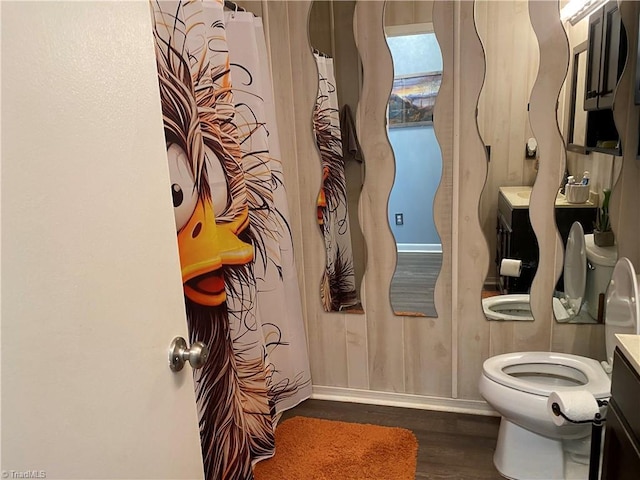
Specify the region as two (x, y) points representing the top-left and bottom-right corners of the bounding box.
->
(391, 252), (442, 317)
(280, 399), (503, 479)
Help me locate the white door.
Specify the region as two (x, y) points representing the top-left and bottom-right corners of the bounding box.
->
(1, 2), (204, 479)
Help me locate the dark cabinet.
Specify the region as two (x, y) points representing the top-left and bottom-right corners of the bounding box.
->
(496, 195), (537, 294)
(585, 1), (626, 111)
(496, 190), (596, 295)
(585, 8), (605, 111)
(601, 348), (640, 480)
(584, 1), (626, 154)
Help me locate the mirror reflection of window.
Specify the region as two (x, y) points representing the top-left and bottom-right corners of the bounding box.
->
(385, 23), (443, 317)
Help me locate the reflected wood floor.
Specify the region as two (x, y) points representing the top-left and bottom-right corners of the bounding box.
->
(391, 252), (442, 317)
(280, 399), (503, 480)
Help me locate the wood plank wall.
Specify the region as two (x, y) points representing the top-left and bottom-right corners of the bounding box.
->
(612, 0), (640, 271)
(233, 0), (637, 403)
(527, 0), (568, 353)
(451, 1), (491, 399)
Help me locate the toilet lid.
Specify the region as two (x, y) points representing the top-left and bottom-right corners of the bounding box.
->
(605, 258), (640, 365)
(482, 351), (610, 398)
(563, 222), (586, 315)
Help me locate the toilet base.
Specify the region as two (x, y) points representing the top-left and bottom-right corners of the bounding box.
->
(494, 419), (564, 480)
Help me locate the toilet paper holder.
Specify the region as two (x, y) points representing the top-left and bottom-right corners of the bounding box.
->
(550, 399), (608, 480)
(550, 398), (608, 424)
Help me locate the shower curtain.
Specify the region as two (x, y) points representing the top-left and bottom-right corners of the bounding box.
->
(150, 1), (311, 478)
(314, 53), (358, 311)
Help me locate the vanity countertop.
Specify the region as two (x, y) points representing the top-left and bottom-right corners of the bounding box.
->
(615, 334), (640, 375)
(499, 186), (596, 209)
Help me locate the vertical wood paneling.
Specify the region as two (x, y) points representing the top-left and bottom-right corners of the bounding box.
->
(489, 323), (516, 357)
(356, 1), (405, 392)
(308, 1), (333, 55)
(404, 316), (452, 395)
(413, 0), (434, 24)
(345, 314), (369, 389)
(285, 1), (349, 387)
(384, 1), (417, 27)
(455, 1), (490, 400)
(526, 0), (568, 351)
(551, 323), (606, 359)
(318, 314), (349, 387)
(402, 0), (453, 398)
(254, 0), (621, 404)
(384, 0), (433, 27)
(612, 0), (640, 269)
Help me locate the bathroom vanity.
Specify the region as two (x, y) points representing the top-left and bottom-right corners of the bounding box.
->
(496, 187), (597, 294)
(601, 335), (640, 479)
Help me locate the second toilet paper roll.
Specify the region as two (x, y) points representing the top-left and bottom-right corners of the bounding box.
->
(500, 259), (522, 277)
(547, 390), (599, 426)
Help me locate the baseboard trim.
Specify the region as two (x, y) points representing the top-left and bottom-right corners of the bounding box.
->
(397, 243), (442, 253)
(311, 385), (499, 417)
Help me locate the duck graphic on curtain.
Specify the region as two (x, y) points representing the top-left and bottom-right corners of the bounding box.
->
(150, 1), (311, 478)
(314, 53), (358, 312)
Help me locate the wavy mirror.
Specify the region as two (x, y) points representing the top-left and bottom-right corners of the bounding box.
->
(553, 0), (625, 324)
(476, 0), (540, 321)
(309, 0), (366, 313)
(476, 0), (623, 324)
(384, 1), (443, 318)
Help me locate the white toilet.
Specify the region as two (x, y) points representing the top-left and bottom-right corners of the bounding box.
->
(483, 222), (588, 322)
(483, 294), (569, 321)
(479, 257), (640, 480)
(583, 233), (618, 321)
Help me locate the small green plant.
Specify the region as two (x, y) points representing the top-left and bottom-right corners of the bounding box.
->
(596, 188), (611, 232)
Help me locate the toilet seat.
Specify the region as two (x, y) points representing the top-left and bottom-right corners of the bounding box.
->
(482, 351), (610, 399)
(482, 294), (569, 321)
(562, 222), (587, 316)
(604, 257), (640, 365)
(482, 294), (532, 320)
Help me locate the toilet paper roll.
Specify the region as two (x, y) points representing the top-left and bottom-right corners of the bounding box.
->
(500, 259), (522, 277)
(547, 391), (599, 426)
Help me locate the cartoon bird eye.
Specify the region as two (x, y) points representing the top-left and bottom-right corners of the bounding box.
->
(167, 143), (198, 232)
(204, 146), (229, 217)
(172, 184), (184, 207)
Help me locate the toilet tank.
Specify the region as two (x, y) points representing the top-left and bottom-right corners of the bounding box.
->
(584, 234), (617, 321)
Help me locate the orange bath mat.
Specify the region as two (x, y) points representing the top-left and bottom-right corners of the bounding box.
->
(253, 416), (418, 480)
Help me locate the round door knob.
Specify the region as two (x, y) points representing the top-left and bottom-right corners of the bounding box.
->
(168, 336), (210, 372)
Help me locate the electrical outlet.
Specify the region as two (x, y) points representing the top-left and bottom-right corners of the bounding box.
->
(395, 213), (403, 225)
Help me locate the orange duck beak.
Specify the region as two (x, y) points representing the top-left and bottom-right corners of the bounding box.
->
(178, 200), (253, 307)
(317, 166), (329, 225)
